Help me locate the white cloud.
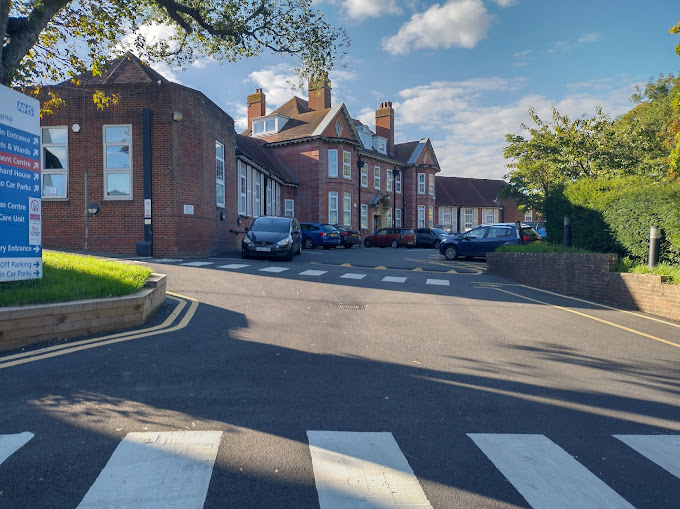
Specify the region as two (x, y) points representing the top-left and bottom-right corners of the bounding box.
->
(381, 0), (493, 55)
(385, 77), (639, 180)
(491, 0), (516, 5)
(331, 0), (402, 20)
(548, 32), (600, 54)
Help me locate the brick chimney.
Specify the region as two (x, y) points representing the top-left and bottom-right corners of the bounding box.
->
(376, 101), (395, 155)
(308, 74), (332, 111)
(247, 88), (266, 127)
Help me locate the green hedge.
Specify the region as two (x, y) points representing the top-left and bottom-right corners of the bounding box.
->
(544, 177), (680, 263)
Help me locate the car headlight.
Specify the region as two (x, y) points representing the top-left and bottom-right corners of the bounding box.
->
(276, 237), (291, 247)
(243, 235), (252, 245)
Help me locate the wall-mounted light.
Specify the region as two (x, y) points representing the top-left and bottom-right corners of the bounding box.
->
(237, 215), (243, 226)
(220, 211), (226, 221)
(87, 203), (100, 216)
(172, 111), (183, 122)
(71, 124), (81, 133)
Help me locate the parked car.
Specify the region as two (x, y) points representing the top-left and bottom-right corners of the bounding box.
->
(300, 223), (341, 249)
(333, 225), (361, 248)
(435, 225), (459, 235)
(415, 227), (450, 249)
(363, 228), (416, 248)
(438, 223), (541, 260)
(242, 216), (302, 260)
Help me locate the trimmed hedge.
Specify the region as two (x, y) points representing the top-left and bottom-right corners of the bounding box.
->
(544, 177), (680, 263)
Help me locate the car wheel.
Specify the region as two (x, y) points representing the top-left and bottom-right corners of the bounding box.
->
(364, 239), (372, 248)
(303, 238), (315, 249)
(285, 247), (295, 261)
(390, 239), (399, 249)
(434, 240), (441, 249)
(444, 246), (458, 260)
(344, 244), (353, 248)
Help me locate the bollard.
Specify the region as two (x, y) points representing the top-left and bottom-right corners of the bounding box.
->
(515, 220), (524, 245)
(649, 225), (660, 268)
(562, 216), (570, 248)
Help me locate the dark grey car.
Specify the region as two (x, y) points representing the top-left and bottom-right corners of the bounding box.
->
(415, 227), (450, 248)
(241, 216), (302, 261)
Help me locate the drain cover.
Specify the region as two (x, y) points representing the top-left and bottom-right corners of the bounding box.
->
(330, 303), (366, 310)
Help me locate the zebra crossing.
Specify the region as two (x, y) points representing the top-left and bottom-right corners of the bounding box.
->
(1, 431), (678, 508)
(171, 260), (453, 286)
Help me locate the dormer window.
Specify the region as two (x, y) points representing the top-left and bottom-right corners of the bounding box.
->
(373, 136), (387, 154)
(252, 115), (289, 136)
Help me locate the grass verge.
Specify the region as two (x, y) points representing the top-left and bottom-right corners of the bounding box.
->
(0, 251), (153, 307)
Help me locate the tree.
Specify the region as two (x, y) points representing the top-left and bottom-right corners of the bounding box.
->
(1, 0), (348, 88)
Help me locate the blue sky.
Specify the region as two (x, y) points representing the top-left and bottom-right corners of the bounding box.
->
(143, 0), (679, 181)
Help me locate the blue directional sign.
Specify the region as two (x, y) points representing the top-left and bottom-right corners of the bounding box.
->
(0, 85), (42, 282)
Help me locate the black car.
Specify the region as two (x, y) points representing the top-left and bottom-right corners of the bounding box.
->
(333, 225), (361, 248)
(438, 223), (540, 260)
(415, 227), (450, 248)
(242, 216), (302, 260)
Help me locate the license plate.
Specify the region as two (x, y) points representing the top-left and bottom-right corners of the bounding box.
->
(255, 247), (271, 252)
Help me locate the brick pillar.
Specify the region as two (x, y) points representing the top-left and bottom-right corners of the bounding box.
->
(308, 75), (332, 111)
(247, 88), (266, 127)
(376, 101), (394, 156)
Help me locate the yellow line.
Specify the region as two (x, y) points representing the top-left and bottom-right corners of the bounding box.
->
(491, 287), (680, 349)
(0, 293), (199, 370)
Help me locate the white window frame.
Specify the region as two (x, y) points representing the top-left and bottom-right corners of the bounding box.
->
(266, 180), (272, 216)
(386, 169), (393, 192)
(343, 151), (351, 179)
(429, 206), (434, 227)
(374, 166), (380, 190)
(464, 208), (474, 230)
(386, 209), (392, 227)
(246, 166), (252, 216)
(484, 208), (495, 224)
(276, 185), (281, 215)
(254, 173), (262, 217)
(328, 149), (338, 177)
(395, 208), (401, 227)
(395, 171), (402, 194)
(428, 174), (434, 195)
(417, 173), (426, 194)
(361, 164), (368, 188)
(361, 204), (368, 229)
(418, 205), (426, 228)
(329, 191), (338, 224)
(103, 124), (132, 200)
(525, 210), (533, 222)
(284, 198), (294, 217)
(216, 141), (225, 207)
(41, 126), (68, 199)
(343, 192), (351, 225)
(238, 161), (247, 215)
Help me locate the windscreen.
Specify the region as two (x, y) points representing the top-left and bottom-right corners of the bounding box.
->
(250, 218), (290, 233)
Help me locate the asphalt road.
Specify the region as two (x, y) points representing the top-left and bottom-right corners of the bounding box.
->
(1, 247), (679, 508)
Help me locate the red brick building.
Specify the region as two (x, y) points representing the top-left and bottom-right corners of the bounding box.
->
(435, 176), (542, 232)
(241, 78), (440, 236)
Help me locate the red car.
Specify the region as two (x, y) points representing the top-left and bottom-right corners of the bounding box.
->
(363, 228), (416, 248)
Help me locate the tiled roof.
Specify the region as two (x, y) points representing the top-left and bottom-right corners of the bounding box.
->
(435, 176), (507, 207)
(235, 135), (298, 185)
(394, 141), (419, 164)
(66, 52), (166, 86)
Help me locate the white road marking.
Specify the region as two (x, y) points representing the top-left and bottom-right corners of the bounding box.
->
(468, 434), (634, 509)
(300, 270), (327, 276)
(382, 276), (407, 283)
(426, 279), (449, 286)
(340, 273), (366, 280)
(259, 266), (289, 273)
(615, 435), (680, 478)
(180, 261), (214, 267)
(217, 264), (250, 269)
(78, 431), (222, 509)
(0, 432), (34, 466)
(307, 431), (432, 508)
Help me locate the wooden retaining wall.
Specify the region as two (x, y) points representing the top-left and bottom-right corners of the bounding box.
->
(0, 274), (166, 352)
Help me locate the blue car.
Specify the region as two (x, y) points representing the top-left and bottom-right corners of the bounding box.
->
(300, 223), (341, 249)
(439, 223), (540, 260)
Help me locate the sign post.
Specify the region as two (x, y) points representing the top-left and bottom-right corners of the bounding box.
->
(0, 85), (42, 282)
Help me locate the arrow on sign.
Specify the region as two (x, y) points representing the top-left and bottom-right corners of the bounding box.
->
(33, 184), (39, 192)
(33, 137), (39, 145)
(33, 162), (39, 169)
(33, 245), (41, 253)
(33, 148), (39, 156)
(33, 261), (40, 268)
(34, 173), (40, 180)
(34, 270), (40, 277)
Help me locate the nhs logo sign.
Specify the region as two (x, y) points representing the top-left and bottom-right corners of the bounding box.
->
(17, 101), (35, 116)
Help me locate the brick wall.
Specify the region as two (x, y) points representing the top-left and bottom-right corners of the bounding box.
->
(486, 252), (680, 322)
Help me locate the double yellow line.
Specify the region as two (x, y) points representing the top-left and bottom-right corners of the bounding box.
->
(0, 292), (198, 370)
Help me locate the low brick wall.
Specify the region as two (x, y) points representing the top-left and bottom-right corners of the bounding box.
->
(486, 253), (680, 322)
(0, 273), (166, 353)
